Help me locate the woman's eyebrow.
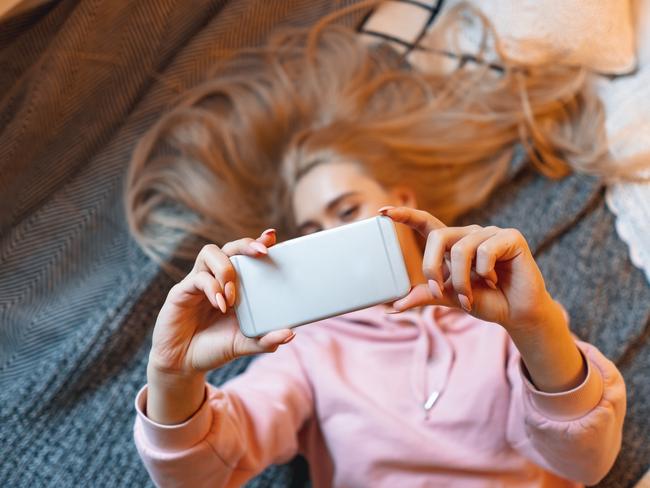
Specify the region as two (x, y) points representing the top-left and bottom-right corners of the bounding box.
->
(325, 191), (358, 213)
(297, 191), (358, 232)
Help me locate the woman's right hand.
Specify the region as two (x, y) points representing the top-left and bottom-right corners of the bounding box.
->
(145, 228), (295, 424)
(148, 228), (295, 377)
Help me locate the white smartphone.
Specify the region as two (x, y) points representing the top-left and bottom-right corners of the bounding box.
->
(230, 215), (411, 338)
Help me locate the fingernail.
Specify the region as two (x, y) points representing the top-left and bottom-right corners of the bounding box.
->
(428, 280), (442, 299)
(458, 294), (471, 312)
(280, 332), (295, 344)
(250, 242), (268, 254)
(377, 205), (396, 214)
(485, 279), (497, 290)
(384, 307), (402, 314)
(261, 228), (276, 237)
(215, 292), (227, 314)
(224, 281), (236, 307)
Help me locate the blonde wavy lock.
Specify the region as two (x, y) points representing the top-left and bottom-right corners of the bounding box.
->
(125, 0), (630, 281)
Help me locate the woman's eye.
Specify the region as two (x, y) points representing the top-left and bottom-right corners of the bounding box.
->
(339, 205), (359, 220)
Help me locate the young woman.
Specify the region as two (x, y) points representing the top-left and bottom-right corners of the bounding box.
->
(126, 5), (625, 487)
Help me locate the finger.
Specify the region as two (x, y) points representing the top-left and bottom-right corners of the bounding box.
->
(377, 206), (446, 237)
(196, 244), (235, 280)
(234, 329), (295, 356)
(257, 329), (296, 349)
(423, 225), (482, 290)
(476, 228), (529, 275)
(390, 283), (455, 311)
(195, 245), (237, 312)
(224, 281), (236, 308)
(222, 237), (268, 257)
(483, 269), (499, 288)
(442, 254), (451, 282)
(444, 255), (495, 284)
(221, 227), (279, 258)
(222, 229), (277, 307)
(172, 270), (223, 310)
(449, 226), (499, 307)
(255, 228), (277, 247)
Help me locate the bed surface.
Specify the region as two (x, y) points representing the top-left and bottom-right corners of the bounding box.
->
(0, 1), (648, 486)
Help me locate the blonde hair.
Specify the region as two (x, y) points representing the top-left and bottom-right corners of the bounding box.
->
(125, 1), (623, 280)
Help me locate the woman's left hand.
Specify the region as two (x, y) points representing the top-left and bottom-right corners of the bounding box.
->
(379, 206), (555, 332)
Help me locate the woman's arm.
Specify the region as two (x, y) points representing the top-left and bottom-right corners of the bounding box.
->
(505, 332), (626, 485)
(379, 206), (626, 482)
(134, 342), (313, 488)
(506, 294), (587, 393)
(134, 229), (309, 487)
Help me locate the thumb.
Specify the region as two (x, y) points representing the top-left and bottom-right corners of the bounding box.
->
(388, 282), (455, 312)
(234, 328), (295, 356)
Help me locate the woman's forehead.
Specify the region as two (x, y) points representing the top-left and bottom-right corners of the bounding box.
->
(292, 162), (371, 220)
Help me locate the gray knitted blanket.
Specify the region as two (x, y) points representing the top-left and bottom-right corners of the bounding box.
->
(1, 0), (648, 486)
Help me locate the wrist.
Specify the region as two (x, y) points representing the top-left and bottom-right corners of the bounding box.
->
(146, 362), (207, 425)
(508, 297), (586, 393)
(503, 289), (558, 333)
(507, 292), (565, 339)
(147, 359), (205, 389)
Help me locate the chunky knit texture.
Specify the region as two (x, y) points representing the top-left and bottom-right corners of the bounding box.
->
(0, 1), (648, 486)
(0, 1), (364, 486)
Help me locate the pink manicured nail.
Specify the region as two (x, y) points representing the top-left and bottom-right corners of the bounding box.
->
(215, 292), (227, 314)
(224, 281), (236, 307)
(280, 332), (295, 344)
(485, 279), (497, 290)
(261, 228), (276, 237)
(250, 242), (268, 254)
(458, 294), (471, 312)
(384, 307), (402, 314)
(428, 280), (442, 299)
(377, 205), (396, 214)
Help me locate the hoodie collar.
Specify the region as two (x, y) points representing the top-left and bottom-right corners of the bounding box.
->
(337, 304), (457, 417)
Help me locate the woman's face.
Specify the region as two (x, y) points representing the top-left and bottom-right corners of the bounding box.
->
(292, 161), (399, 236)
(292, 161), (425, 288)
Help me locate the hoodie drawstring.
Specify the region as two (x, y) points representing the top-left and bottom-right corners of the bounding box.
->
(408, 307), (456, 420)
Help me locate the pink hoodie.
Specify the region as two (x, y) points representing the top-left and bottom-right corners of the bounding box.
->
(133, 304), (626, 487)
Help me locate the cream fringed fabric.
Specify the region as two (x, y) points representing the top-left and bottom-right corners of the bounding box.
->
(598, 0), (650, 285)
(360, 0), (650, 285)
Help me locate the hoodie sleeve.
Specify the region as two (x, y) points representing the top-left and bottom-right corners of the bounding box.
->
(505, 332), (626, 486)
(133, 343), (313, 488)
